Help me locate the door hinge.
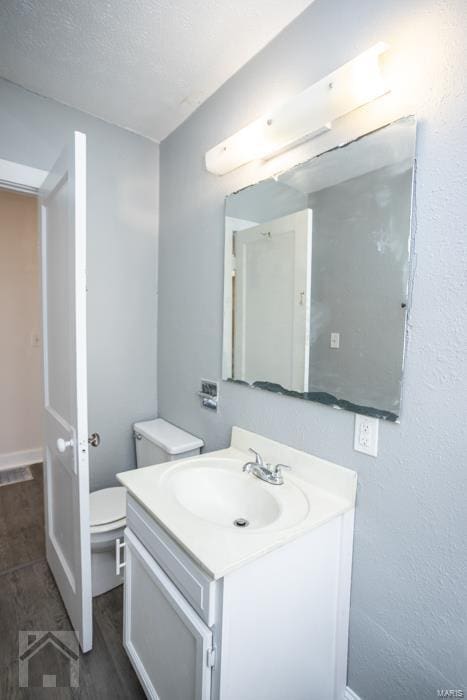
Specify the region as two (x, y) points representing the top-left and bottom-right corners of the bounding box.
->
(206, 647), (216, 668)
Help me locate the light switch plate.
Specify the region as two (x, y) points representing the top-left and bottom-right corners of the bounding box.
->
(354, 414), (379, 456)
(30, 332), (41, 347)
(330, 332), (340, 349)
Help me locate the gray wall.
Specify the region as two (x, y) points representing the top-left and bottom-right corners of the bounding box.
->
(158, 0), (467, 697)
(0, 78), (159, 491)
(308, 164), (413, 415)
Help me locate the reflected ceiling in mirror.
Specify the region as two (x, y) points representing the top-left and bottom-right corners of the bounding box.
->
(223, 116), (416, 421)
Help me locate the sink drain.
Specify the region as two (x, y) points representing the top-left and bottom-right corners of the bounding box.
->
(233, 518), (249, 528)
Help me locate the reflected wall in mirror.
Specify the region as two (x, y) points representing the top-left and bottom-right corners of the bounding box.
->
(223, 116), (416, 421)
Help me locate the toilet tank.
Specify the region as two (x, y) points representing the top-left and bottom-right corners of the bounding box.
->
(133, 418), (204, 468)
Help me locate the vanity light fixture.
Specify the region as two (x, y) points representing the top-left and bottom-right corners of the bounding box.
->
(205, 42), (389, 175)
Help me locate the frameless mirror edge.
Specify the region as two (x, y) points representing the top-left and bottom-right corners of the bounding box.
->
(222, 115), (417, 422)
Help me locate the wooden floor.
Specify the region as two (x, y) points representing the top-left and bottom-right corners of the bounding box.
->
(0, 464), (145, 698)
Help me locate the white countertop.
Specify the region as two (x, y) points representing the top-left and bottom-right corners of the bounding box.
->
(117, 427), (357, 579)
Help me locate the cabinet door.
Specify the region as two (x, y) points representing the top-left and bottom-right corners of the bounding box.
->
(124, 528), (213, 700)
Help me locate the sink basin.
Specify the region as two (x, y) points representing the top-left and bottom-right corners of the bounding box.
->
(117, 429), (357, 578)
(161, 458), (309, 530)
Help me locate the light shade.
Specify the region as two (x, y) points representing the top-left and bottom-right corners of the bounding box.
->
(205, 42), (389, 175)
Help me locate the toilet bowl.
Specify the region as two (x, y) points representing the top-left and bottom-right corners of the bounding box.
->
(90, 418), (204, 597)
(90, 486), (126, 597)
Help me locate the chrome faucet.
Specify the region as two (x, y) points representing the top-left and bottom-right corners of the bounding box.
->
(242, 448), (291, 486)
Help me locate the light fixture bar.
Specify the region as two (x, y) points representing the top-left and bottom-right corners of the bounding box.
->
(205, 42), (389, 175)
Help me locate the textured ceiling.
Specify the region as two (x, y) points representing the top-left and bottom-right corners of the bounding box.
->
(0, 0), (313, 142)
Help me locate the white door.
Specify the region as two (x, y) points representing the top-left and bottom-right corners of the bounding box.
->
(234, 209), (312, 392)
(124, 529), (213, 700)
(40, 132), (92, 652)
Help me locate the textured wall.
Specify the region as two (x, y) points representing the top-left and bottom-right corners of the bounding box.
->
(0, 78), (159, 491)
(0, 190), (42, 455)
(159, 0), (467, 696)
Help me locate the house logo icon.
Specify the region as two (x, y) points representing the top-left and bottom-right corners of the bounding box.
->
(19, 630), (79, 688)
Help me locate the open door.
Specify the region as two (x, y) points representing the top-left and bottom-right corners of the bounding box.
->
(234, 209), (312, 392)
(40, 132), (92, 652)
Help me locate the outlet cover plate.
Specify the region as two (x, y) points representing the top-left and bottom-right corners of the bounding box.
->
(354, 414), (379, 456)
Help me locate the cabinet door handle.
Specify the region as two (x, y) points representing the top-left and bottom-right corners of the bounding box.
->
(116, 537), (126, 575)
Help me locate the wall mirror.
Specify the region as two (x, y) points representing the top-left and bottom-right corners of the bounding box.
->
(223, 116), (416, 421)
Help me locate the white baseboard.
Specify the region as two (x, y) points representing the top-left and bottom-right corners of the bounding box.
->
(345, 687), (362, 700)
(0, 448), (43, 471)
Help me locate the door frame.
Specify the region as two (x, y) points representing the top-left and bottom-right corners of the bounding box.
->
(0, 157), (48, 470)
(0, 157), (48, 193)
(229, 209), (312, 392)
(0, 164), (47, 471)
(222, 216), (259, 380)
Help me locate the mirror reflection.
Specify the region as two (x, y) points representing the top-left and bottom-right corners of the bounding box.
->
(223, 116), (416, 421)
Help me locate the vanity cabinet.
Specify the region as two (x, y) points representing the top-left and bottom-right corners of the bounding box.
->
(123, 494), (354, 700)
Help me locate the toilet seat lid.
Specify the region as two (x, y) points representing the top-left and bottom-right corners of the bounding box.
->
(90, 487), (126, 527)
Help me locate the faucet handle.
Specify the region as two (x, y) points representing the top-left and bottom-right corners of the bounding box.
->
(274, 463), (292, 476)
(248, 447), (264, 466)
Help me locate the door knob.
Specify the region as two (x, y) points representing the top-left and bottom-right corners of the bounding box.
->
(57, 438), (73, 453)
(88, 433), (101, 447)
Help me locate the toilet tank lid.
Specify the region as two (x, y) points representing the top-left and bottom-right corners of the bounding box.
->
(133, 418), (204, 455)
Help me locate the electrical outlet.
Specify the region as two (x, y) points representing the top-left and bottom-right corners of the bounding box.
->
(354, 414), (379, 456)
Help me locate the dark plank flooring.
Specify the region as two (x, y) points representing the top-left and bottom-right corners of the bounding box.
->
(0, 464), (145, 698)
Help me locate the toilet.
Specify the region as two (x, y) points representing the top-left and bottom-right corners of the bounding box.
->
(90, 418), (204, 597)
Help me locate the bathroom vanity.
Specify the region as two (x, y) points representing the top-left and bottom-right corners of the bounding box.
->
(117, 427), (357, 700)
